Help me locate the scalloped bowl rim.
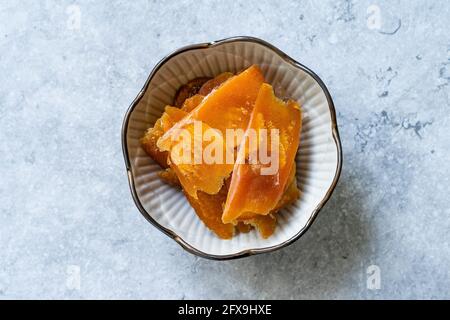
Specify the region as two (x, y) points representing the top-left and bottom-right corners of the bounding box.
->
(121, 36), (343, 260)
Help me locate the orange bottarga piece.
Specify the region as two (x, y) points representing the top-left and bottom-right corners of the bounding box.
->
(159, 65), (264, 145)
(165, 120), (234, 197)
(141, 117), (169, 168)
(184, 180), (235, 239)
(158, 168), (180, 187)
(158, 164), (299, 239)
(236, 163), (299, 221)
(271, 164), (300, 212)
(222, 83), (302, 223)
(157, 65), (265, 198)
(236, 164), (299, 238)
(160, 106), (188, 132)
(193, 65), (264, 133)
(198, 72), (234, 96)
(248, 215), (277, 239)
(141, 96), (204, 167)
(236, 222), (253, 233)
(160, 173), (250, 239)
(173, 77), (210, 107)
(180, 94), (205, 113)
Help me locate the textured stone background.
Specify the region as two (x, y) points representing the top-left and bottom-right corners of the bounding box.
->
(1, 0), (449, 299)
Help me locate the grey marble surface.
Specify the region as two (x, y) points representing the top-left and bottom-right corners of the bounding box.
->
(1, 0), (449, 299)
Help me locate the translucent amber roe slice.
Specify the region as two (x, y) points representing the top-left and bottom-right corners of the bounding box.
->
(180, 94), (205, 113)
(194, 66), (264, 133)
(160, 106), (188, 132)
(158, 164), (298, 239)
(247, 215), (277, 239)
(237, 163), (299, 219)
(236, 222), (253, 233)
(173, 71), (230, 109)
(272, 164), (300, 212)
(222, 83), (302, 223)
(140, 118), (169, 168)
(164, 120), (234, 198)
(173, 77), (210, 107)
(158, 168), (180, 187)
(159, 65), (265, 146)
(198, 72), (234, 96)
(235, 164), (299, 238)
(162, 174), (246, 239)
(157, 65), (265, 198)
(141, 96), (203, 167)
(184, 181), (235, 239)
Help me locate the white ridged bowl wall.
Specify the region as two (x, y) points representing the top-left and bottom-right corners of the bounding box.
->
(122, 37), (342, 259)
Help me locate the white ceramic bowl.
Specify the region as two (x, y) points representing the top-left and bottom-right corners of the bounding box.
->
(122, 37), (342, 260)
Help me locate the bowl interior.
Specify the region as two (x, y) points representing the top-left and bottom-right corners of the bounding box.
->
(124, 39), (340, 257)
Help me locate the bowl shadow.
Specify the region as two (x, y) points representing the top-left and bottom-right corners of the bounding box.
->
(222, 162), (373, 299)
